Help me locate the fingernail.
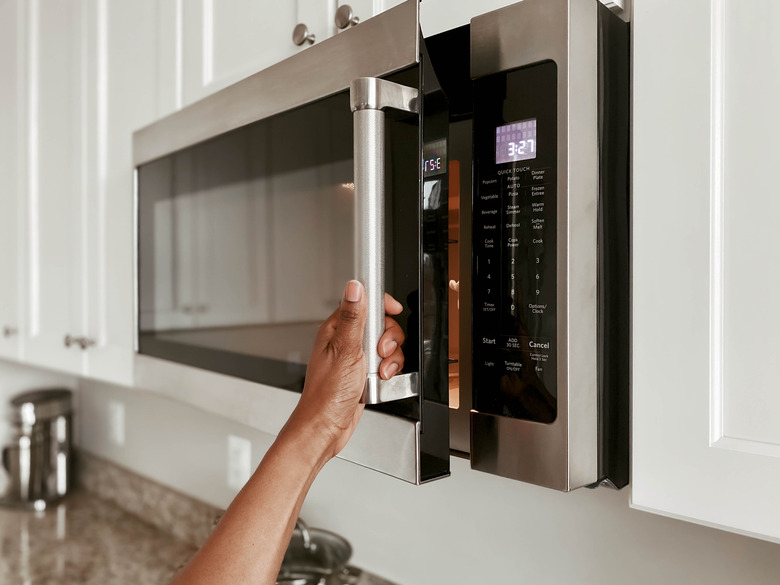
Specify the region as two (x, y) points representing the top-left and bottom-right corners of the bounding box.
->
(383, 340), (398, 357)
(384, 362), (399, 379)
(344, 280), (362, 303)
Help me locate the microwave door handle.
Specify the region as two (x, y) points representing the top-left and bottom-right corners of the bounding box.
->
(350, 77), (420, 404)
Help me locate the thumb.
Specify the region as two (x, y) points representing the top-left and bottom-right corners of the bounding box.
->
(330, 280), (367, 356)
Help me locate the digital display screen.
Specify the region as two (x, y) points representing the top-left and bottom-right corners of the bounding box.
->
(495, 118), (537, 164)
(423, 139), (447, 178)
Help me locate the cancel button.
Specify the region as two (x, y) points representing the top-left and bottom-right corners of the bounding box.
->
(528, 339), (550, 349)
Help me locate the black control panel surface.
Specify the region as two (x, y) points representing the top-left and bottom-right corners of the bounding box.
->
(472, 61), (558, 423)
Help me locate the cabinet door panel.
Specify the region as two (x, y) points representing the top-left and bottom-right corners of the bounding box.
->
(24, 0), (84, 374)
(82, 0), (159, 385)
(721, 4), (780, 447)
(181, 0), (297, 105)
(0, 0), (23, 360)
(632, 0), (780, 542)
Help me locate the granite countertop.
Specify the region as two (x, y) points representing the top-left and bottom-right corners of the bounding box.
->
(0, 490), (196, 585)
(0, 453), (398, 585)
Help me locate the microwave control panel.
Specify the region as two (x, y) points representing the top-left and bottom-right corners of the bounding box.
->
(472, 61), (558, 424)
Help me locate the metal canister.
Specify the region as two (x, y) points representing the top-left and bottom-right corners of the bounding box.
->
(1, 388), (73, 510)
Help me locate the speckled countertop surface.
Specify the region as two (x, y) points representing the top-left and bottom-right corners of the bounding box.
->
(0, 453), (398, 585)
(0, 490), (196, 584)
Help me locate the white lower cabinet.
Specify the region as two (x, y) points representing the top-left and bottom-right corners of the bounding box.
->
(632, 0), (780, 542)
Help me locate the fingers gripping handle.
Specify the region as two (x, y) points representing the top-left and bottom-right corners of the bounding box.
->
(350, 77), (420, 404)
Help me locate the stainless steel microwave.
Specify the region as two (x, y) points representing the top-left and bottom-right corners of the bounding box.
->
(133, 0), (629, 491)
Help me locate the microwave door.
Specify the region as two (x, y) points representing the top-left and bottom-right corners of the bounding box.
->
(133, 1), (450, 484)
(343, 53), (451, 482)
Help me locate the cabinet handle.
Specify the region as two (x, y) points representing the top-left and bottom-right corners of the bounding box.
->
(2, 326), (17, 338)
(64, 334), (95, 350)
(77, 337), (96, 350)
(292, 23), (316, 46)
(350, 77), (419, 404)
(335, 5), (360, 30)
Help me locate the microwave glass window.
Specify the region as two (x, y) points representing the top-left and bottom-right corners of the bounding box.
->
(495, 118), (537, 164)
(137, 96), (356, 388)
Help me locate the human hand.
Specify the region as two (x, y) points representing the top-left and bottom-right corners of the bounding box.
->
(285, 280), (405, 462)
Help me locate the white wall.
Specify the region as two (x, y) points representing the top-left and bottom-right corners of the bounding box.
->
(78, 378), (780, 585)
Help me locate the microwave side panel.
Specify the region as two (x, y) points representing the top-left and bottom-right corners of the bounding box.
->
(469, 0), (600, 491)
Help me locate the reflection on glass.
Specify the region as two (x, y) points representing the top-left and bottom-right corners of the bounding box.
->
(138, 96), (354, 371)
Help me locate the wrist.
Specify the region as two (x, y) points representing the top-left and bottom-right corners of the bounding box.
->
(277, 409), (336, 472)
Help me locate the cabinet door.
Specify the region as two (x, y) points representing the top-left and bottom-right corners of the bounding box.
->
(24, 0), (85, 374)
(81, 0), (159, 385)
(633, 0), (780, 542)
(180, 0), (330, 107)
(0, 0), (23, 360)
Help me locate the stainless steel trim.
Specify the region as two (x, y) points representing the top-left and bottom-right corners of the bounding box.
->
(133, 0), (420, 167)
(132, 168), (139, 354)
(363, 372), (419, 403)
(134, 354), (422, 483)
(470, 0), (600, 491)
(350, 77), (419, 404)
(353, 107), (385, 381)
(350, 77), (419, 113)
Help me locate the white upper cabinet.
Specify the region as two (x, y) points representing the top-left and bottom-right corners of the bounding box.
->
(0, 0), (24, 360)
(82, 0), (159, 384)
(21, 0), (160, 385)
(632, 0), (780, 542)
(176, 0), (411, 108)
(179, 0), (327, 106)
(24, 0), (86, 375)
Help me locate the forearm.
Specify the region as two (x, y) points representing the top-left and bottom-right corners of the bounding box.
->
(170, 420), (330, 585)
(168, 282), (404, 585)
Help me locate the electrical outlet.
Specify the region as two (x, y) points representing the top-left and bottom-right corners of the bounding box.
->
(227, 435), (252, 490)
(107, 400), (125, 446)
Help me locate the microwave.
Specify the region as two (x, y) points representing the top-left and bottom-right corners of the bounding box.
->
(133, 0), (629, 491)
